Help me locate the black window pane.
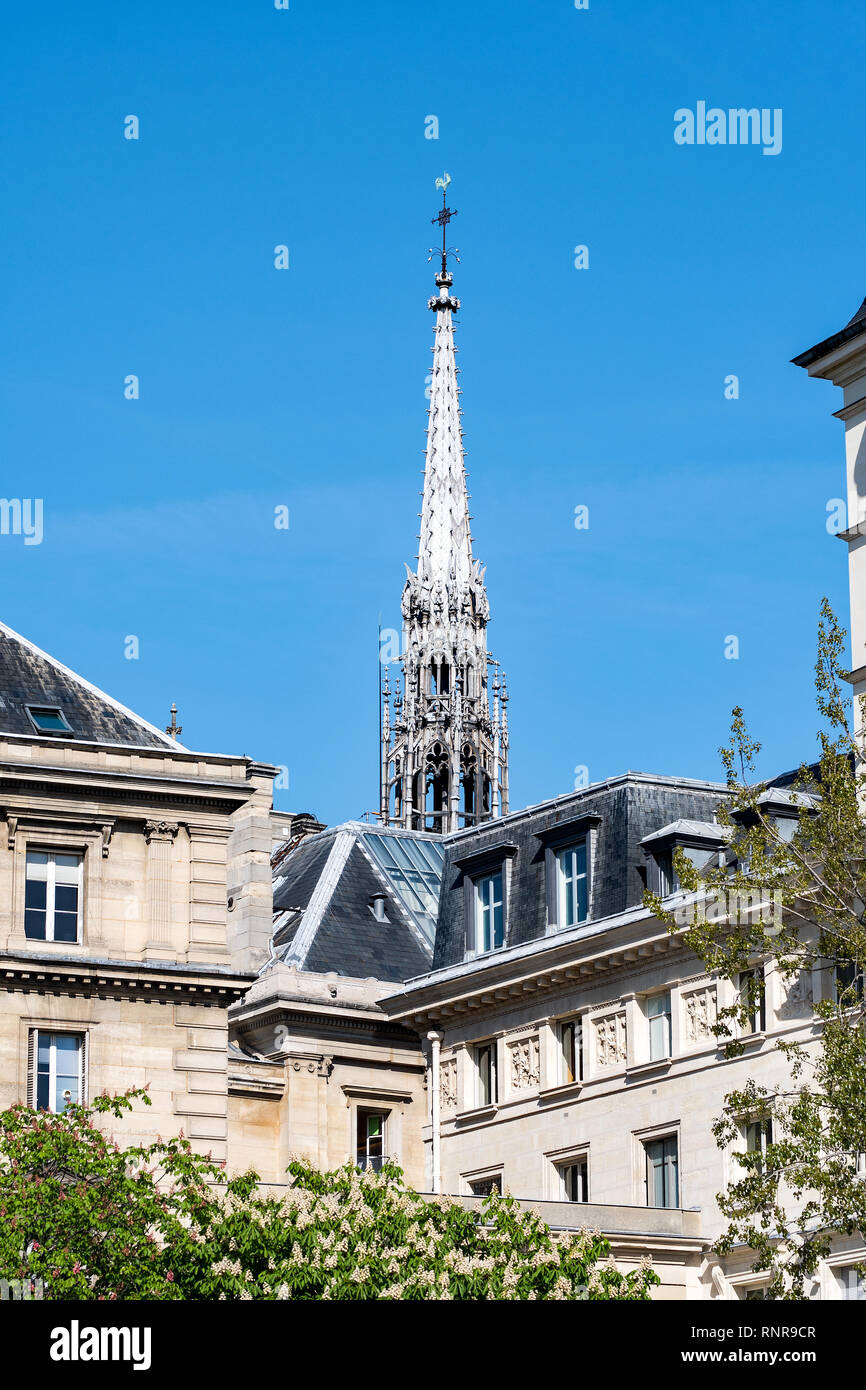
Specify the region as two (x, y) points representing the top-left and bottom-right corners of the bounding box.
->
(25, 909), (46, 940)
(25, 880), (47, 909)
(30, 708), (68, 731)
(54, 885), (78, 913)
(53, 912), (78, 943)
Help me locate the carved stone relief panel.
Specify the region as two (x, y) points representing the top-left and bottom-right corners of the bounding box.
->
(440, 1058), (458, 1110)
(683, 985), (718, 1043)
(594, 1011), (627, 1067)
(508, 1034), (540, 1090)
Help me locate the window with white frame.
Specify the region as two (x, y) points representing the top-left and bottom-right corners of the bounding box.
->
(356, 1108), (387, 1171)
(738, 966), (766, 1034)
(29, 1030), (85, 1112)
(474, 1041), (497, 1107)
(474, 871), (504, 954)
(558, 1155), (589, 1203)
(647, 992), (672, 1061)
(555, 840), (589, 928)
(25, 851), (83, 942)
(558, 1017), (582, 1084)
(834, 1265), (866, 1300)
(644, 1134), (679, 1208)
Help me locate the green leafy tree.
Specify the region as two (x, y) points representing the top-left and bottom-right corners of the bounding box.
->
(645, 599), (866, 1298)
(0, 1091), (658, 1301)
(0, 1088), (221, 1300)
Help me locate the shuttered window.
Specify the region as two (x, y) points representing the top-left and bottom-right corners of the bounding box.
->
(27, 1030), (86, 1111)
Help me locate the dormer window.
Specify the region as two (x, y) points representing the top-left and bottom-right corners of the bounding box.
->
(555, 840), (589, 927)
(656, 851), (677, 897)
(25, 705), (72, 736)
(454, 842), (517, 960)
(640, 820), (728, 897)
(537, 814), (600, 932)
(474, 871), (504, 953)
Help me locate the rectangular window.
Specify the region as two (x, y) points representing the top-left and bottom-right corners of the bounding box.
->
(25, 704), (72, 735)
(469, 1174), (502, 1197)
(555, 840), (589, 928)
(656, 851), (677, 897)
(31, 1030), (84, 1112)
(835, 1266), (866, 1300)
(558, 1017), (583, 1084)
(739, 967), (766, 1034)
(25, 851), (82, 943)
(475, 1042), (497, 1107)
(474, 871), (504, 954)
(647, 993), (672, 1061)
(356, 1108), (387, 1171)
(836, 959), (865, 1006)
(745, 1118), (773, 1173)
(559, 1156), (589, 1203)
(645, 1135), (679, 1208)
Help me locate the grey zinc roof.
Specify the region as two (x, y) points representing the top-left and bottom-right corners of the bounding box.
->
(640, 818), (728, 846)
(0, 621), (179, 751)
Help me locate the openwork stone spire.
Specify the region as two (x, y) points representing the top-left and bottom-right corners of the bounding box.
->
(380, 180), (509, 832)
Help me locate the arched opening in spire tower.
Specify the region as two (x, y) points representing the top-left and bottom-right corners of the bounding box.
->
(430, 660), (450, 697)
(422, 741), (449, 832)
(460, 743), (477, 825)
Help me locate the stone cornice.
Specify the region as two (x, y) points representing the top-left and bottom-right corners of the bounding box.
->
(0, 761), (254, 810)
(231, 999), (420, 1044)
(382, 914), (688, 1026)
(0, 951), (253, 1006)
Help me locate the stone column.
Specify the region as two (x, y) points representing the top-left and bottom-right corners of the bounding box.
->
(144, 820), (179, 959)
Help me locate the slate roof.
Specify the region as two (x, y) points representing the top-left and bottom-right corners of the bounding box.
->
(271, 823), (439, 983)
(0, 621), (178, 751)
(430, 772), (729, 971)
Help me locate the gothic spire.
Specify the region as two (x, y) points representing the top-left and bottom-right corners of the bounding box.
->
(379, 179), (509, 833)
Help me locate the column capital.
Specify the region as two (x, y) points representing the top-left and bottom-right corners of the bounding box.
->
(144, 819), (180, 844)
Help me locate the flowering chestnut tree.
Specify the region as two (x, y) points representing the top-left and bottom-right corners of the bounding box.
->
(0, 1090), (657, 1301)
(189, 1160), (659, 1301)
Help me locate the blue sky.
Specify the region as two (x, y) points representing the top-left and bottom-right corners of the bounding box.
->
(2, 0), (864, 822)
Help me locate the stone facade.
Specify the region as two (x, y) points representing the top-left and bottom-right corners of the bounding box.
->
(0, 624), (275, 1162)
(227, 965), (427, 1187)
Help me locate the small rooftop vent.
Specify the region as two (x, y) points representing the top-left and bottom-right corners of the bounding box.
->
(369, 893), (388, 924)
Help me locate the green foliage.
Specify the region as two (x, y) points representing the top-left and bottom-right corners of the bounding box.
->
(644, 599), (866, 1298)
(0, 1092), (658, 1301)
(0, 1088), (222, 1300)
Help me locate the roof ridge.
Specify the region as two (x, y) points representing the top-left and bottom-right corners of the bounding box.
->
(282, 829), (356, 969)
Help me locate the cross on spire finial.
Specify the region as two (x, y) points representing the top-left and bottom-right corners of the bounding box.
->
(430, 173), (458, 280)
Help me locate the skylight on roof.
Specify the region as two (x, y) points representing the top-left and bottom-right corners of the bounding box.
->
(363, 833), (445, 945)
(25, 705), (72, 736)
